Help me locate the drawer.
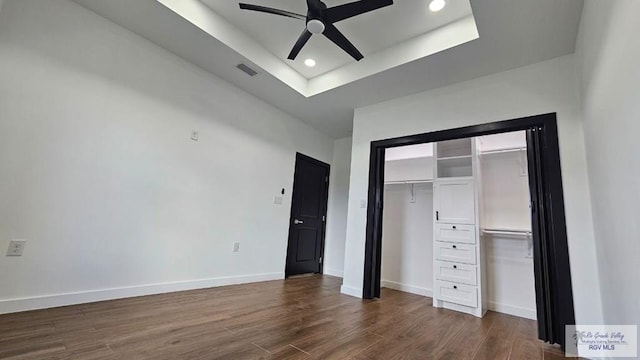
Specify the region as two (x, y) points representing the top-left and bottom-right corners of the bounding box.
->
(435, 224), (476, 244)
(434, 241), (477, 265)
(434, 280), (478, 308)
(435, 261), (477, 286)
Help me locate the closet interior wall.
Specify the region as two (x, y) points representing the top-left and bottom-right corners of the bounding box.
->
(381, 144), (434, 296)
(479, 132), (536, 320)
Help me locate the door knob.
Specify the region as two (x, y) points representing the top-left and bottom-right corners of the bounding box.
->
(294, 219), (304, 225)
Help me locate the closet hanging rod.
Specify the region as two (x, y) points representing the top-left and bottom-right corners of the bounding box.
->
(384, 180), (433, 185)
(482, 228), (534, 258)
(481, 228), (531, 238)
(479, 147), (527, 156)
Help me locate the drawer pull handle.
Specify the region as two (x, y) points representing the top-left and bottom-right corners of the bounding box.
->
(452, 245), (457, 249)
(452, 226), (457, 229)
(453, 265), (457, 269)
(453, 285), (458, 289)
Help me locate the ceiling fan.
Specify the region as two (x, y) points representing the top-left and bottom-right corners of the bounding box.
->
(238, 0), (394, 61)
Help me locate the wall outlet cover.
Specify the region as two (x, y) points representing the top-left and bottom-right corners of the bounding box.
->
(7, 240), (26, 256)
(233, 242), (240, 253)
(191, 131), (199, 141)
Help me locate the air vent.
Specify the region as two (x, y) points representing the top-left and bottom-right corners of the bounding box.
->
(236, 63), (258, 77)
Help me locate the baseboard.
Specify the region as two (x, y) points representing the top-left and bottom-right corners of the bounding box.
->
(340, 284), (362, 298)
(487, 301), (537, 320)
(323, 268), (343, 278)
(0, 272), (284, 315)
(381, 280), (433, 297)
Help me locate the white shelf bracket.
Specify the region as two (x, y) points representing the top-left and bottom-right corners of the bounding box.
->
(519, 149), (528, 177)
(409, 183), (416, 203)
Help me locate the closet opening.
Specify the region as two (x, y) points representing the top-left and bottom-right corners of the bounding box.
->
(363, 113), (574, 349)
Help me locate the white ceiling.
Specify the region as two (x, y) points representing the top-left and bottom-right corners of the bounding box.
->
(201, 0), (474, 78)
(73, 0), (584, 138)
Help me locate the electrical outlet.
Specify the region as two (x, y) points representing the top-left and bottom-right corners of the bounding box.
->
(360, 200), (367, 208)
(7, 240), (26, 256)
(233, 242), (240, 253)
(191, 131), (199, 141)
(273, 195), (283, 205)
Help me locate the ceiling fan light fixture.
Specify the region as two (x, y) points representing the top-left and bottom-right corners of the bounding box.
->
(306, 19), (325, 34)
(429, 0), (446, 12)
(304, 58), (317, 67)
(238, 0), (393, 61)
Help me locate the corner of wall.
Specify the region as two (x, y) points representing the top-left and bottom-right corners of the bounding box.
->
(324, 136), (353, 279)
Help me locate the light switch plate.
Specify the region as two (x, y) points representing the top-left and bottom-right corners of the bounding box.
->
(233, 242), (240, 253)
(7, 240), (26, 256)
(191, 131), (199, 141)
(273, 195), (283, 205)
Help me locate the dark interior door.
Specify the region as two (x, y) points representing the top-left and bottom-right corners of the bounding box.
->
(526, 126), (575, 349)
(286, 153), (330, 277)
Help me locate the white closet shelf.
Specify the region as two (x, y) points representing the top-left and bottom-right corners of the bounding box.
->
(434, 176), (474, 181)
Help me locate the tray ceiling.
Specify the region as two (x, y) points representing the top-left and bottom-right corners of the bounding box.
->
(158, 0), (479, 96)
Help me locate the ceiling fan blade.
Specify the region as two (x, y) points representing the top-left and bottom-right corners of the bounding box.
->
(324, 0), (393, 23)
(323, 23), (363, 61)
(288, 29), (313, 60)
(239, 3), (306, 20)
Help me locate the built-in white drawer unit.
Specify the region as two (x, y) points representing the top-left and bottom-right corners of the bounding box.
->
(434, 280), (478, 308)
(434, 241), (477, 264)
(434, 223), (476, 244)
(435, 260), (477, 286)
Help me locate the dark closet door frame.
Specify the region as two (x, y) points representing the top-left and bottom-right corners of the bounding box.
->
(362, 113), (575, 348)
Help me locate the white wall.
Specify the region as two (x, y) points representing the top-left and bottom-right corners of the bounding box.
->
(479, 152), (530, 231)
(0, 0), (333, 313)
(323, 137), (352, 278)
(342, 55), (603, 325)
(381, 183), (433, 296)
(576, 0), (640, 325)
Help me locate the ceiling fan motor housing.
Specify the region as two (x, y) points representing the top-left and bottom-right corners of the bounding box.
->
(239, 0), (393, 61)
(306, 19), (325, 34)
(306, 0), (326, 33)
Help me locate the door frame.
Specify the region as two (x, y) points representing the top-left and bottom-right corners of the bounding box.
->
(285, 152), (330, 277)
(362, 113), (575, 348)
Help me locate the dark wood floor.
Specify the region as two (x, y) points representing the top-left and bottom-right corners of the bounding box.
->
(0, 275), (567, 359)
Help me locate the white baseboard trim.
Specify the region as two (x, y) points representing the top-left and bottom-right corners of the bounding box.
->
(340, 284), (362, 298)
(381, 280), (433, 297)
(0, 272), (284, 315)
(323, 268), (343, 278)
(487, 301), (537, 320)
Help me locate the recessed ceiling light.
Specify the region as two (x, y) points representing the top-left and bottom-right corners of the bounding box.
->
(304, 58), (317, 67)
(429, 0), (446, 12)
